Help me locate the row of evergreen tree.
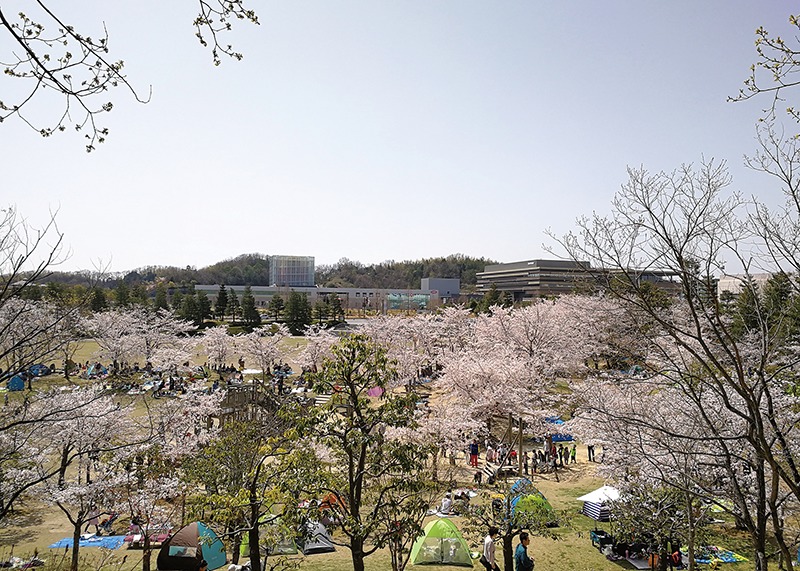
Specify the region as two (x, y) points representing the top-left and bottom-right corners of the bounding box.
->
(27, 281), (346, 334)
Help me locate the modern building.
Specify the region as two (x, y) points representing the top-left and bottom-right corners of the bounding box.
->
(196, 277), (460, 313)
(420, 278), (460, 302)
(269, 256), (315, 287)
(476, 259), (681, 301)
(717, 273), (772, 298)
(476, 259), (594, 300)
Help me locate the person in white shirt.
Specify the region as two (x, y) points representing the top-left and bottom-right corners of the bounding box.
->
(440, 493), (453, 514)
(482, 526), (500, 571)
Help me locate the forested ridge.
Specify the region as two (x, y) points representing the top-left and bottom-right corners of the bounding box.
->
(43, 253), (495, 289)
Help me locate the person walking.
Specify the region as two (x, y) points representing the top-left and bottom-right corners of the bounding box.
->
(481, 526), (500, 571)
(469, 439), (480, 468)
(515, 532), (535, 571)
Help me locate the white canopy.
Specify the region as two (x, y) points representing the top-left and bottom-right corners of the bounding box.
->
(577, 485), (620, 504)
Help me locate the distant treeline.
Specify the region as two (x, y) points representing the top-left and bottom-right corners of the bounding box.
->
(41, 253), (495, 290)
(316, 254), (495, 289)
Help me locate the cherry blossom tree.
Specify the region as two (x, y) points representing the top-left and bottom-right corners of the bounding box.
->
(299, 325), (337, 373)
(553, 160), (800, 571)
(132, 308), (194, 366)
(0, 209), (89, 381)
(202, 325), (235, 377)
(435, 299), (590, 431)
(21, 388), (129, 571)
(0, 386), (127, 521)
(87, 309), (140, 374)
(0, 2), (259, 151)
(240, 324), (289, 383)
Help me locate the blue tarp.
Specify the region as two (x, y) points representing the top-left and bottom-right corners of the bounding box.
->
(49, 535), (127, 550)
(545, 417), (574, 442)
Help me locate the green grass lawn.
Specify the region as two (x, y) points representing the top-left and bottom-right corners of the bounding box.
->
(1, 459), (757, 571)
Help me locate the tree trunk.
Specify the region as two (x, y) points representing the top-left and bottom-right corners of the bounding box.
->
(685, 491), (696, 571)
(70, 521), (82, 571)
(431, 448), (439, 482)
(502, 534), (514, 571)
(142, 534), (152, 571)
(248, 481), (261, 571)
(231, 530), (240, 564)
(351, 537), (366, 571)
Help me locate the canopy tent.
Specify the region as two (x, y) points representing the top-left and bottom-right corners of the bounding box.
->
(577, 485), (620, 522)
(300, 522), (335, 555)
(409, 518), (473, 567)
(157, 522), (226, 571)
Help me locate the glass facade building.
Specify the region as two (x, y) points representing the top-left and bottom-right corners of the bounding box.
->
(269, 256), (315, 287)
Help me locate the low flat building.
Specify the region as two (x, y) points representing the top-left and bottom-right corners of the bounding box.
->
(476, 259), (681, 301)
(196, 277), (460, 313)
(476, 259), (593, 300)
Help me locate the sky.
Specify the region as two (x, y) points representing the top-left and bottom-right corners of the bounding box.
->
(1, 1), (796, 274)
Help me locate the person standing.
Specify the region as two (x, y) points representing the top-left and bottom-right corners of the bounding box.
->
(587, 444), (595, 462)
(481, 526), (500, 571)
(469, 439), (480, 468)
(570, 443), (577, 464)
(515, 532), (535, 571)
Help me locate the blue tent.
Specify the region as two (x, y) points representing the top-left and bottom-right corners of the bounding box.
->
(157, 522), (226, 571)
(510, 478), (533, 495)
(7, 375), (24, 391)
(29, 364), (50, 377)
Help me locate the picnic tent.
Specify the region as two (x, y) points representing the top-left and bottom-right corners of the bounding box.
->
(510, 478), (534, 495)
(7, 375), (24, 391)
(28, 364), (50, 377)
(300, 522), (335, 555)
(511, 492), (557, 526)
(240, 517), (299, 556)
(157, 522), (226, 571)
(577, 485), (620, 522)
(409, 518), (473, 567)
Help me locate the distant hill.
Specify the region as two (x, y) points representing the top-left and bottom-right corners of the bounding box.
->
(316, 254), (495, 290)
(41, 253), (495, 290)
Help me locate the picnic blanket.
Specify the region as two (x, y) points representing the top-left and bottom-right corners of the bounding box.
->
(48, 535), (126, 550)
(694, 546), (748, 564)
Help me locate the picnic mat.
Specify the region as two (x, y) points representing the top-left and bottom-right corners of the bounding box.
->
(48, 535), (126, 550)
(694, 546), (748, 564)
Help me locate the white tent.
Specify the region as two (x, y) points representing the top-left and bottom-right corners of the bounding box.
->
(577, 485), (620, 521)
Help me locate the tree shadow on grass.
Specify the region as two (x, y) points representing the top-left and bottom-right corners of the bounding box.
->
(0, 508), (45, 544)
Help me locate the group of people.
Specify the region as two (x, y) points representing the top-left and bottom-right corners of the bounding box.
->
(439, 490), (471, 515)
(482, 526), (534, 571)
(467, 439), (581, 473)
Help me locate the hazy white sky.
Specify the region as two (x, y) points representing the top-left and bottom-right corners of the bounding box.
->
(1, 1), (794, 273)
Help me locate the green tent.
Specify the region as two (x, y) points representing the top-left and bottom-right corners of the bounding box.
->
(511, 491), (557, 527)
(239, 517), (299, 557)
(410, 519), (473, 567)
